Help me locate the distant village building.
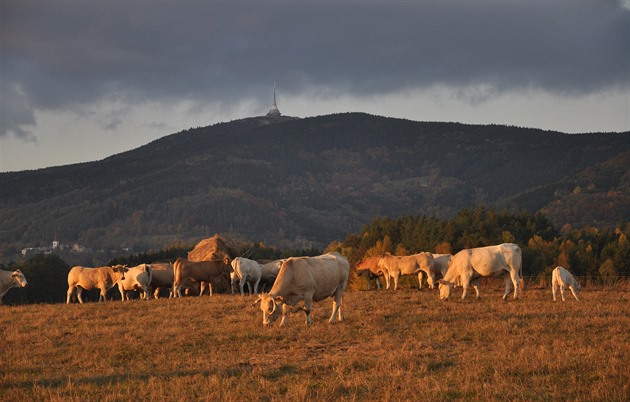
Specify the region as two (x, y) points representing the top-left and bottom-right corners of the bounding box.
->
(266, 83), (281, 117)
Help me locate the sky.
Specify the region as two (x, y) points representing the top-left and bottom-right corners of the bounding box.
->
(1, 0), (629, 172)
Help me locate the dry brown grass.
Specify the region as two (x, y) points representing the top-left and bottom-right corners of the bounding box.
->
(1, 287), (628, 401)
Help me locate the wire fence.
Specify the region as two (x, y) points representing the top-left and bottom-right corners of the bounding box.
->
(481, 275), (630, 290)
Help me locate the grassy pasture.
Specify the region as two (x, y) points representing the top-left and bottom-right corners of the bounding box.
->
(1, 286), (628, 401)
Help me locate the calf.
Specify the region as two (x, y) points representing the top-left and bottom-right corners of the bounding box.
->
(552, 266), (580, 302)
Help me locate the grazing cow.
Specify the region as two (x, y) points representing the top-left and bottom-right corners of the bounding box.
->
(66, 265), (129, 304)
(438, 243), (522, 301)
(173, 256), (231, 298)
(253, 252), (350, 327)
(355, 256), (386, 290)
(117, 264), (152, 301)
(0, 269), (28, 304)
(552, 266), (581, 302)
(378, 252), (436, 290)
(231, 257), (262, 296)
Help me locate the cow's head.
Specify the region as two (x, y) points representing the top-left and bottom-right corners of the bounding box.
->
(252, 293), (284, 326)
(12, 270), (28, 288)
(112, 264), (129, 281)
(438, 279), (454, 300)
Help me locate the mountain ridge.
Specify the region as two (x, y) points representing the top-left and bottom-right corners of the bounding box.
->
(0, 112), (628, 257)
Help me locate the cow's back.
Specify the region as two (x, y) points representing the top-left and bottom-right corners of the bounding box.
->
(274, 253), (348, 302)
(150, 263), (174, 286)
(464, 243), (520, 276)
(68, 266), (106, 288)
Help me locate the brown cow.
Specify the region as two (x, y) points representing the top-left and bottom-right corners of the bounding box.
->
(173, 256), (231, 298)
(66, 265), (129, 304)
(355, 256), (386, 290)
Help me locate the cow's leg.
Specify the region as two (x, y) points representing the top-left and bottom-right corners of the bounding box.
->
(382, 272), (390, 289)
(98, 287), (107, 302)
(254, 278), (261, 295)
(375, 277), (381, 290)
(392, 273), (400, 291)
(66, 286), (75, 304)
(247, 280), (254, 296)
(509, 270), (521, 300)
(329, 292), (344, 323)
(239, 278), (246, 296)
(560, 285), (566, 302)
(76, 287), (85, 304)
(417, 271), (424, 290)
(471, 278), (481, 299)
(208, 283), (213, 297)
(569, 286), (580, 301)
(502, 276), (513, 300)
(552, 283), (557, 301)
(279, 304), (292, 327)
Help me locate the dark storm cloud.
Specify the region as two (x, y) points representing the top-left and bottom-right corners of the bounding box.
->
(1, 0), (628, 138)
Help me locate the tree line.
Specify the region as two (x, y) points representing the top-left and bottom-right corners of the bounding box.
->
(2, 207), (628, 304)
(330, 207), (629, 280)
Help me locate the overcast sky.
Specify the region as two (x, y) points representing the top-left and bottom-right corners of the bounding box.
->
(1, 0), (628, 172)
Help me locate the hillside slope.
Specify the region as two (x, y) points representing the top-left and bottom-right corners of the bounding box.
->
(0, 113), (628, 254)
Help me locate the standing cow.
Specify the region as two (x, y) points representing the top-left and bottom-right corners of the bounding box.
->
(117, 264), (152, 301)
(173, 256), (231, 298)
(253, 252), (350, 327)
(438, 243), (522, 301)
(552, 266), (581, 302)
(0, 269), (28, 304)
(231, 257), (262, 296)
(378, 252), (436, 290)
(66, 265), (129, 303)
(355, 256), (386, 290)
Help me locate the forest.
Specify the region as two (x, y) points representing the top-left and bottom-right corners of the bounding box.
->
(2, 207), (627, 305)
(1, 113), (628, 259)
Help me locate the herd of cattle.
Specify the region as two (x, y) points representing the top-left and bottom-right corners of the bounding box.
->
(0, 243), (582, 325)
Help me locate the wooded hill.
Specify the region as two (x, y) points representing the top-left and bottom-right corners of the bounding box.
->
(0, 113), (628, 257)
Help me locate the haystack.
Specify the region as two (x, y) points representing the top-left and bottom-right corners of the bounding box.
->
(187, 234), (233, 262)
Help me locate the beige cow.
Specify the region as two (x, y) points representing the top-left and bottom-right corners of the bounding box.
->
(173, 256), (231, 298)
(66, 265), (129, 304)
(0, 269), (28, 304)
(438, 243), (522, 301)
(378, 252), (436, 290)
(253, 252), (350, 327)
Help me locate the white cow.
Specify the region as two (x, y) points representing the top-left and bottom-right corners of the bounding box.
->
(117, 264), (152, 301)
(432, 253), (452, 279)
(258, 259), (283, 293)
(552, 266), (580, 302)
(438, 243), (522, 300)
(253, 252), (350, 327)
(0, 269), (28, 304)
(230, 257), (262, 296)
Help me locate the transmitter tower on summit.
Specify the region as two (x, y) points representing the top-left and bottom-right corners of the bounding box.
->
(266, 82), (281, 117)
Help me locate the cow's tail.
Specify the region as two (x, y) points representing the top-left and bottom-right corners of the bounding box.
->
(517, 246), (525, 297)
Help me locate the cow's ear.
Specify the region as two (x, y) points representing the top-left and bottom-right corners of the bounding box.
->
(275, 296), (284, 304)
(438, 279), (453, 286)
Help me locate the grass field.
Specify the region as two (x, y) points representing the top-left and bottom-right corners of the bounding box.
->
(1, 286), (628, 401)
